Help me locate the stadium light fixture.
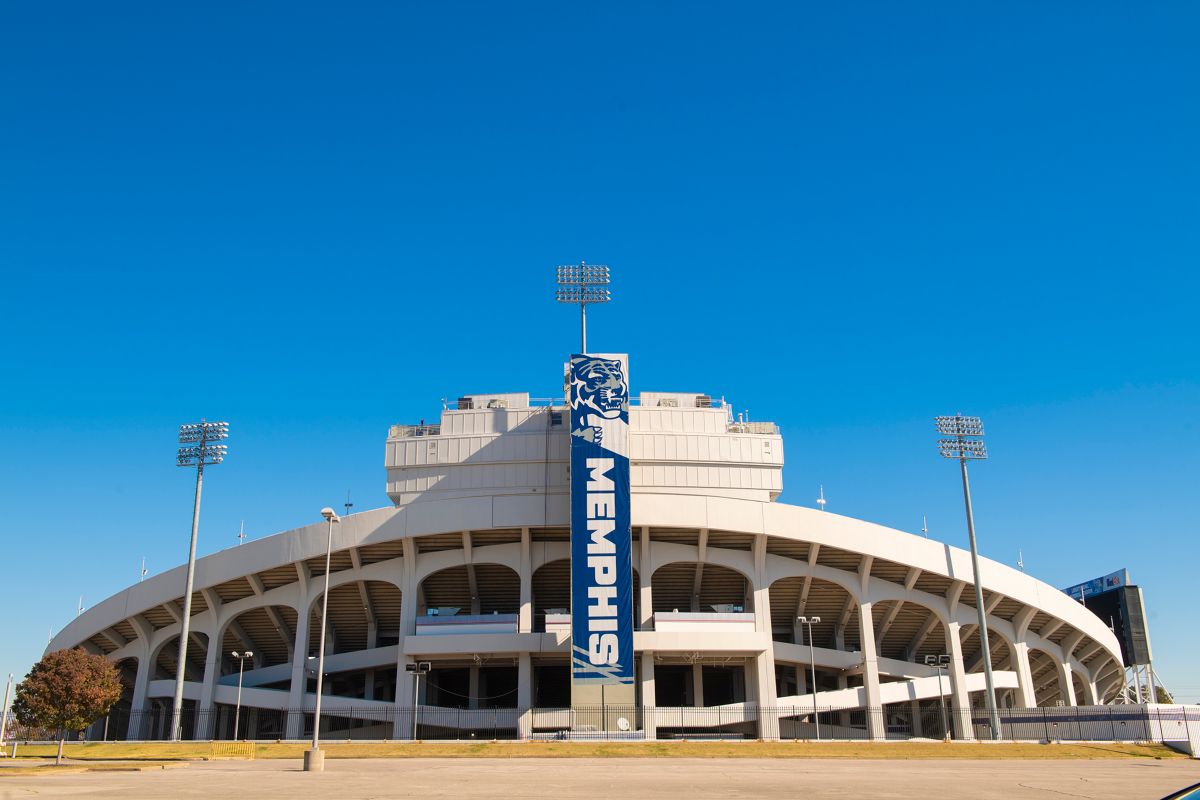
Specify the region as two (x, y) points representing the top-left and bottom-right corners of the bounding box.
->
(555, 261), (610, 353)
(305, 507), (340, 772)
(170, 419), (229, 741)
(924, 654), (952, 740)
(936, 438), (987, 459)
(935, 413), (1001, 740)
(231, 651), (254, 741)
(934, 415), (984, 437)
(797, 615), (822, 741)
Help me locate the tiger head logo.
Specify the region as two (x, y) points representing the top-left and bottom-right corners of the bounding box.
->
(569, 355), (628, 420)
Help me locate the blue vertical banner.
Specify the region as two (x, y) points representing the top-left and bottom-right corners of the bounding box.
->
(568, 353), (635, 686)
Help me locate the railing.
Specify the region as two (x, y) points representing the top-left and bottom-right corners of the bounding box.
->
(388, 396), (751, 438)
(414, 613), (519, 635)
(727, 421), (779, 435)
(56, 704), (1199, 745)
(390, 418), (777, 439)
(388, 424), (441, 438)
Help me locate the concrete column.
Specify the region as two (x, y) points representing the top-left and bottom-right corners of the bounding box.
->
(752, 537), (772, 636)
(795, 664), (807, 697)
(468, 667), (480, 709)
(285, 602), (312, 739)
(399, 540), (418, 636)
(517, 652), (532, 739)
(364, 670), (375, 701)
(393, 540), (418, 738)
(1012, 641), (1037, 708)
(197, 640), (222, 737)
(944, 620), (974, 740)
(691, 663), (704, 707)
(910, 700), (924, 737)
(836, 674), (850, 728)
(639, 527), (653, 630)
(750, 540), (779, 740)
(640, 652), (656, 707)
(394, 659), (415, 739)
(641, 652), (657, 739)
(1056, 661), (1078, 706)
(754, 652), (779, 740)
(366, 618), (378, 650)
(519, 528), (532, 633)
(858, 601), (885, 741)
(126, 651), (151, 739)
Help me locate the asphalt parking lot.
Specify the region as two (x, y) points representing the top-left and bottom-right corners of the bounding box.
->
(2, 757), (1199, 800)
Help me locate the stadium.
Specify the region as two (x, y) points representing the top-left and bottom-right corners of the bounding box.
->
(47, 360), (1137, 743)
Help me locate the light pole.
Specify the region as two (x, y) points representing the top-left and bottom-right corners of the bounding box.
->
(172, 420), (229, 741)
(304, 507), (340, 772)
(231, 651), (254, 740)
(555, 262), (610, 353)
(936, 414), (1001, 740)
(406, 661), (431, 740)
(924, 654), (951, 740)
(797, 615), (822, 741)
(1, 673), (12, 757)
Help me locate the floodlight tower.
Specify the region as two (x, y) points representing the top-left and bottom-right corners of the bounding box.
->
(935, 414), (1001, 740)
(171, 419), (229, 741)
(555, 261), (610, 352)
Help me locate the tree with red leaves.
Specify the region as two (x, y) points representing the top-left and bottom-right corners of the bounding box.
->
(12, 649), (122, 764)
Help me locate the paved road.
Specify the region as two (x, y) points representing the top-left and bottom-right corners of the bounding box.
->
(1, 757), (1198, 799)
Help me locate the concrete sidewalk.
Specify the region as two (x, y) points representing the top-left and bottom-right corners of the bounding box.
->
(1, 757), (1198, 799)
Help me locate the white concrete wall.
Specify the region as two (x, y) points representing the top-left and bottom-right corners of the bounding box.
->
(53, 492), (1124, 742)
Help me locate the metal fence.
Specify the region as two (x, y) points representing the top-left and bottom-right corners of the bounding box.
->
(62, 703), (1199, 744)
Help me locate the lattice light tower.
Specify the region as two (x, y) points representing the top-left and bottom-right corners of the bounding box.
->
(555, 262), (610, 353)
(170, 420), (228, 741)
(936, 413), (1002, 740)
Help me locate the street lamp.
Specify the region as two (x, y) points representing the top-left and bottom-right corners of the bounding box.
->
(924, 654), (951, 740)
(406, 661), (432, 740)
(231, 651), (254, 740)
(555, 262), (610, 352)
(936, 414), (1002, 740)
(304, 507), (340, 773)
(797, 615), (822, 741)
(172, 420), (229, 741)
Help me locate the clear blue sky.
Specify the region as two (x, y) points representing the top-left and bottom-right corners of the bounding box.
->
(2, 3), (1197, 703)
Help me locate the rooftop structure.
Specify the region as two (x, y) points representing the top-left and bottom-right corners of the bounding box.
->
(386, 391), (782, 506)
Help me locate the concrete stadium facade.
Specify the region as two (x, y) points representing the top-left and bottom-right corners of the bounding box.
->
(49, 388), (1126, 741)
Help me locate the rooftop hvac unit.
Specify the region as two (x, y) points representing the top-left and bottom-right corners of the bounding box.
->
(658, 398), (679, 407)
(695, 394), (713, 408)
(457, 397), (474, 410)
(487, 398), (508, 409)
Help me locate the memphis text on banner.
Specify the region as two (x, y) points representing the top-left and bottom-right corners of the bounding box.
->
(568, 354), (634, 686)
